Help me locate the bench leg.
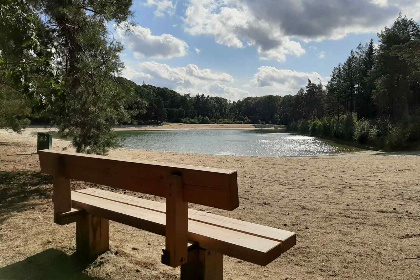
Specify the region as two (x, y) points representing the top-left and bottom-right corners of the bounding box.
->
(76, 214), (109, 259)
(181, 248), (223, 280)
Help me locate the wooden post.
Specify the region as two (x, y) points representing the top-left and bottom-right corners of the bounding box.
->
(53, 156), (71, 223)
(181, 245), (223, 280)
(76, 214), (109, 259)
(162, 174), (188, 267)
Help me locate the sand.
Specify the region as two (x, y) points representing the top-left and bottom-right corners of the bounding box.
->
(0, 127), (419, 280)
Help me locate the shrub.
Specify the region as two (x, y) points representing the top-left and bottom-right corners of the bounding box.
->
(320, 118), (333, 137)
(298, 120), (309, 134)
(368, 125), (380, 144)
(198, 116), (210, 124)
(354, 119), (371, 144)
(384, 123), (410, 150)
(309, 119), (322, 136)
(407, 117), (420, 142)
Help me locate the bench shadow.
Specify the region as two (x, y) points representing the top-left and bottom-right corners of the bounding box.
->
(0, 170), (52, 223)
(0, 249), (98, 280)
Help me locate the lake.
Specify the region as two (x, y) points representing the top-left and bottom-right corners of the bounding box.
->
(119, 129), (357, 157)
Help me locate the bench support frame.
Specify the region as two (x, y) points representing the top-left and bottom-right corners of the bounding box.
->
(53, 156), (71, 223)
(181, 244), (223, 280)
(76, 213), (110, 260)
(162, 174), (188, 267)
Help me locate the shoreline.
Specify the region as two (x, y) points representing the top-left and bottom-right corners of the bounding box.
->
(17, 123), (265, 133)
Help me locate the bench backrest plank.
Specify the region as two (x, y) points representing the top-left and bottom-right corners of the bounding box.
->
(38, 150), (239, 211)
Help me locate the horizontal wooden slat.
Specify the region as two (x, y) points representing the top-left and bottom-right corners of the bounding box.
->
(38, 150), (239, 210)
(71, 190), (295, 265)
(78, 188), (295, 246)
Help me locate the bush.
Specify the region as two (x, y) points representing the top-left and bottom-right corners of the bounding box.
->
(368, 125), (380, 144)
(354, 119), (371, 144)
(321, 118), (333, 137)
(407, 117), (420, 142)
(384, 123), (410, 150)
(309, 119), (322, 136)
(298, 120), (309, 134)
(287, 114), (420, 151)
(198, 116), (210, 124)
(332, 114), (355, 140)
(288, 121), (298, 131)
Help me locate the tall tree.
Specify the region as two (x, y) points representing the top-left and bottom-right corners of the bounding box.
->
(30, 0), (133, 154)
(355, 40), (376, 119)
(372, 15), (420, 121)
(326, 65), (346, 120)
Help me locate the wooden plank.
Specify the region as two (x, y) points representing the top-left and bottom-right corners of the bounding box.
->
(39, 150), (239, 211)
(53, 156), (71, 223)
(71, 191), (292, 265)
(164, 174), (188, 267)
(76, 214), (109, 259)
(78, 188), (295, 246)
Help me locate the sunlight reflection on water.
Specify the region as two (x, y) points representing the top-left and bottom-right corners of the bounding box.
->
(120, 129), (351, 158)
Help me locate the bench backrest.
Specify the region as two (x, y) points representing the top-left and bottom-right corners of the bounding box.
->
(38, 150), (239, 211)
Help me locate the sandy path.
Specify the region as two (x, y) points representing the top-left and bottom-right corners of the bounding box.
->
(0, 129), (419, 280)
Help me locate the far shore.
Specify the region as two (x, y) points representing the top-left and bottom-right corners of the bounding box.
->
(15, 123), (283, 134)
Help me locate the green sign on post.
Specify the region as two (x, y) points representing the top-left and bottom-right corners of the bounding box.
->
(37, 132), (52, 152)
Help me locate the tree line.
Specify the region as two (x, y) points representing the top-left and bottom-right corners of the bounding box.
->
(1, 1), (419, 153)
(116, 79), (283, 125)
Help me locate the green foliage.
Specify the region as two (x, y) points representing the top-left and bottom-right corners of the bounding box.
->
(0, 0), (54, 131)
(33, 0), (133, 154)
(1, 0), (134, 154)
(372, 15), (420, 121)
(297, 120), (309, 134)
(354, 119), (371, 144)
(309, 119), (322, 136)
(0, 91), (31, 131)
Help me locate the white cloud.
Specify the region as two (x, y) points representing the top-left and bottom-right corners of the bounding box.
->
(121, 62), (328, 99)
(145, 0), (175, 17)
(183, 0), (305, 62)
(248, 66), (324, 95)
(319, 51), (326, 59)
(372, 0), (389, 7)
(121, 65), (152, 80)
(195, 48), (201, 54)
(117, 24), (188, 59)
(207, 82), (251, 100)
(258, 39), (306, 62)
(121, 61), (249, 99)
(183, 0), (419, 62)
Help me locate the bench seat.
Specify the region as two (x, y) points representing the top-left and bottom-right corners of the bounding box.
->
(71, 188), (296, 266)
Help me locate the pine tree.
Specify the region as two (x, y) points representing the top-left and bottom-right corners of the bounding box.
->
(31, 0), (133, 154)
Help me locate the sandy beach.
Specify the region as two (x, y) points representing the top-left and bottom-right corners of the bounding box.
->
(0, 127), (419, 280)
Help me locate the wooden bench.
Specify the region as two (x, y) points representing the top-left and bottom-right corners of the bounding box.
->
(38, 150), (295, 279)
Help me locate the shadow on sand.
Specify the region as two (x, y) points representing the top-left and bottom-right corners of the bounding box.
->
(0, 170), (52, 224)
(0, 249), (97, 280)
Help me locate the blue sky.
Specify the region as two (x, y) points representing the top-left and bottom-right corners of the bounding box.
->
(114, 0), (420, 100)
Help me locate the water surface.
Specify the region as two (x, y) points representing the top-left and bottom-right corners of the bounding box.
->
(119, 129), (356, 157)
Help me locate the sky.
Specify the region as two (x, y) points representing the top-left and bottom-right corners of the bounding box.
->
(112, 0), (420, 101)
